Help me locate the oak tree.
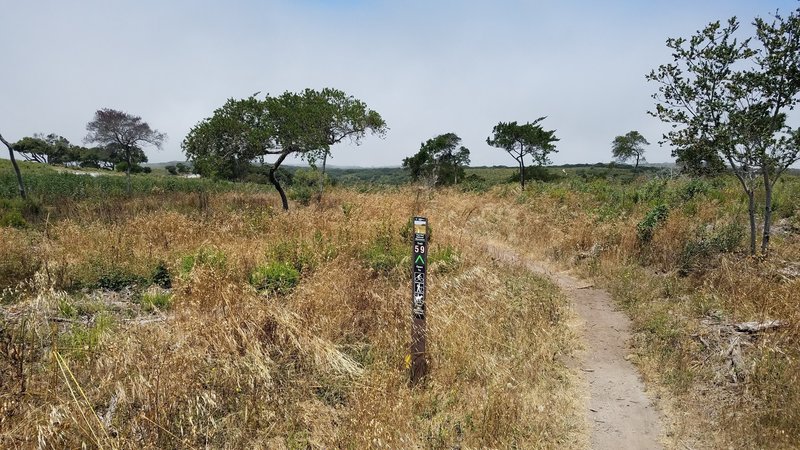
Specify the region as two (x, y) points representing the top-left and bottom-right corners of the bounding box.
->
(648, 8), (800, 255)
(611, 131), (649, 170)
(84, 109), (166, 195)
(402, 133), (470, 186)
(183, 88), (385, 210)
(486, 118), (558, 190)
(13, 133), (73, 165)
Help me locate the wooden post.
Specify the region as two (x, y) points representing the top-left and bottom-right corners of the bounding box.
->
(410, 217), (428, 385)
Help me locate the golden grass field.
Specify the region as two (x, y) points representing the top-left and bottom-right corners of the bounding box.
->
(1, 173), (799, 448)
(0, 188), (585, 449)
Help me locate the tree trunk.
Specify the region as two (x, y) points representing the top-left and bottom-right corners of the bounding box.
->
(761, 173), (774, 256)
(729, 161), (758, 257)
(518, 158), (526, 190)
(269, 151), (290, 210)
(747, 189), (757, 256)
(634, 154), (640, 171)
(316, 151), (327, 204)
(125, 151), (132, 196)
(0, 132), (26, 199)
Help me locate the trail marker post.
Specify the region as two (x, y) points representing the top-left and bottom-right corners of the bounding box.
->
(410, 216), (428, 385)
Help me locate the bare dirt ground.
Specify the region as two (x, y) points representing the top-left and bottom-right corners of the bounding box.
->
(487, 243), (664, 449)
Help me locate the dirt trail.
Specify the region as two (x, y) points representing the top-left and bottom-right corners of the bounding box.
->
(488, 244), (664, 449)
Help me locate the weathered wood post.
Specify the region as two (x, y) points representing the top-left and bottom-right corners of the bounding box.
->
(410, 216), (428, 385)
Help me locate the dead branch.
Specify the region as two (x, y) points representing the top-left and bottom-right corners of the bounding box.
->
(733, 320), (784, 333)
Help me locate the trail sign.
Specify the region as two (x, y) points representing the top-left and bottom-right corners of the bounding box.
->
(410, 216), (428, 384)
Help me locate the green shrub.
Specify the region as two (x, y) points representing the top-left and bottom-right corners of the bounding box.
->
(507, 166), (562, 184)
(249, 262), (300, 294)
(0, 210), (27, 228)
(180, 247), (228, 274)
(288, 168), (328, 206)
(679, 223), (743, 275)
(151, 261), (172, 288)
(636, 204), (670, 243)
(57, 297), (78, 318)
(634, 177), (668, 204)
(773, 177), (800, 219)
(364, 245), (405, 274)
(0, 198), (42, 227)
(0, 160), (266, 203)
(269, 240), (316, 273)
(460, 174), (489, 192)
(288, 186), (314, 206)
(95, 268), (147, 291)
(430, 245), (461, 273)
(140, 290), (173, 312)
(59, 312), (113, 359)
(363, 223), (407, 274)
(341, 202), (355, 218)
(676, 178), (710, 201)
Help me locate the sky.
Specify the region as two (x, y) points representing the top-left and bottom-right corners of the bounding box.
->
(1, 0), (797, 167)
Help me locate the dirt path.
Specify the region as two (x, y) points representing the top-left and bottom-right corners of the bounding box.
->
(488, 244), (664, 449)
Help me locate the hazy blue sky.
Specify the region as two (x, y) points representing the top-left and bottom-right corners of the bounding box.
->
(1, 0), (797, 166)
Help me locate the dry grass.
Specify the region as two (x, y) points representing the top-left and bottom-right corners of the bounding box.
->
(0, 188), (585, 448)
(6, 173), (795, 448)
(465, 176), (800, 449)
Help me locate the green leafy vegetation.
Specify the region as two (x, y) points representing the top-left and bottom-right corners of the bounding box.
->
(249, 261), (300, 294)
(140, 290), (173, 311)
(180, 247), (228, 275)
(59, 312), (114, 360)
(648, 10), (800, 255)
(636, 204), (670, 243)
(363, 224), (406, 274)
(611, 131), (650, 170)
(679, 223), (744, 275)
(402, 133), (471, 186)
(151, 261), (172, 288)
(94, 268), (147, 291)
(430, 244), (460, 273)
(487, 118), (559, 190)
(182, 88), (386, 209)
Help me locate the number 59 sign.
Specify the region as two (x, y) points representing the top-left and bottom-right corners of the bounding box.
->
(410, 217), (428, 384)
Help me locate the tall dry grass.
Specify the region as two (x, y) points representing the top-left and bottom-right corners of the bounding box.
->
(0, 188), (585, 448)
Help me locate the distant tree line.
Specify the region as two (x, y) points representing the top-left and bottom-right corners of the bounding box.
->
(9, 132), (150, 172)
(402, 117), (560, 190)
(165, 162), (192, 175)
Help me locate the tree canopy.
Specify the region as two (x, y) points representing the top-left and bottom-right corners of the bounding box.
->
(611, 131), (649, 169)
(486, 118), (558, 189)
(402, 133), (470, 186)
(85, 109), (165, 194)
(13, 133), (72, 165)
(183, 88), (386, 210)
(647, 8), (800, 255)
(10, 133), (122, 170)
